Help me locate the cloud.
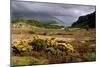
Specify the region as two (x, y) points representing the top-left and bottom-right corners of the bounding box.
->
(11, 1), (96, 26)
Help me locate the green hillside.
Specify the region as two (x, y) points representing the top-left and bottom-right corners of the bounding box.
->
(71, 11), (96, 28)
(11, 18), (64, 29)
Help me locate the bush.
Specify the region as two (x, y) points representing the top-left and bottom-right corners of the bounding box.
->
(12, 35), (75, 56)
(84, 52), (96, 61)
(43, 32), (48, 35)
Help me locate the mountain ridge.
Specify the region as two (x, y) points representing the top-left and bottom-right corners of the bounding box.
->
(71, 11), (96, 28)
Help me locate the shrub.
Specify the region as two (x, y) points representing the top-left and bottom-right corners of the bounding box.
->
(12, 35), (75, 56)
(84, 52), (96, 61)
(43, 32), (48, 35)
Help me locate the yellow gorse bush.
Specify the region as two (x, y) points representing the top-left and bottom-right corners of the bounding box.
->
(12, 35), (75, 55)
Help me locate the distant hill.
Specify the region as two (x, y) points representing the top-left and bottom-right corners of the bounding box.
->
(71, 11), (96, 28)
(11, 18), (64, 29)
(12, 15), (65, 26)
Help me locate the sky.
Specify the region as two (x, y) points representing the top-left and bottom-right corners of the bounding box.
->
(11, 1), (96, 26)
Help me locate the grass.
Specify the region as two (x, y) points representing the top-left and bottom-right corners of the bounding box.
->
(11, 56), (49, 66)
(11, 26), (96, 66)
(12, 28), (35, 34)
(85, 52), (96, 61)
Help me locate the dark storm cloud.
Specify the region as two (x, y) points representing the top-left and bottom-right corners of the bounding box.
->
(11, 1), (95, 26)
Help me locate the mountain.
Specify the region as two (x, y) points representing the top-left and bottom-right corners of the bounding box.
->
(71, 11), (96, 28)
(11, 14), (65, 26)
(11, 18), (64, 29)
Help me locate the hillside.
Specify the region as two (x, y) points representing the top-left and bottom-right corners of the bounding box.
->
(71, 11), (96, 28)
(11, 18), (64, 29)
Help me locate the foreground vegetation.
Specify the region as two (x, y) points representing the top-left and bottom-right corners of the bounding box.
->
(11, 35), (75, 66)
(11, 29), (96, 66)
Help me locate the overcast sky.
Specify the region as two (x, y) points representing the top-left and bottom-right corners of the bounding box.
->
(11, 1), (96, 26)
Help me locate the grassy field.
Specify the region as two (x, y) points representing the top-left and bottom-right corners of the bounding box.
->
(11, 25), (96, 66)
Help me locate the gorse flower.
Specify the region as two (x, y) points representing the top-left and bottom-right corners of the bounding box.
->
(12, 35), (75, 55)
